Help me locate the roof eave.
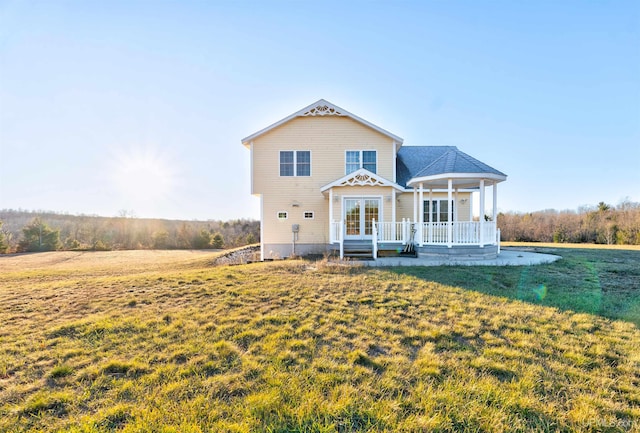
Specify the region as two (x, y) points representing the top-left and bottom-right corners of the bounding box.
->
(407, 172), (507, 188)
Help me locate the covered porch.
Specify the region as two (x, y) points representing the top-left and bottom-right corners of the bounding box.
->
(327, 174), (505, 259)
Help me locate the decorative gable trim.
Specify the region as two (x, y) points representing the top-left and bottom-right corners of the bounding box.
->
(241, 99), (404, 146)
(340, 171), (385, 187)
(301, 103), (345, 117)
(320, 168), (404, 193)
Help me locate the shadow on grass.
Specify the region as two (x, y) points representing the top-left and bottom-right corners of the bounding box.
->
(387, 247), (640, 326)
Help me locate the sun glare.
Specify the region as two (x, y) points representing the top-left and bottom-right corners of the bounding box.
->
(109, 146), (178, 214)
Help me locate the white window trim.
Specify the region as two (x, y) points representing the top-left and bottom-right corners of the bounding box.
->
(345, 150), (377, 174)
(277, 211), (288, 220)
(303, 211), (314, 220)
(423, 199), (455, 223)
(280, 150), (312, 177)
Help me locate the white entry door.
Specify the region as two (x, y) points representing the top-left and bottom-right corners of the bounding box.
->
(344, 197), (380, 240)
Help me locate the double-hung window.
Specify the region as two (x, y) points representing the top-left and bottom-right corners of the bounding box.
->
(423, 200), (455, 222)
(280, 151), (311, 177)
(345, 150), (376, 174)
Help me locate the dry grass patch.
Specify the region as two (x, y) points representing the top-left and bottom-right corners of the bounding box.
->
(0, 250), (638, 432)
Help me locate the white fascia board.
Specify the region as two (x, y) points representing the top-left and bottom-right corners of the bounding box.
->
(241, 99), (404, 145)
(407, 172), (507, 188)
(401, 188), (477, 193)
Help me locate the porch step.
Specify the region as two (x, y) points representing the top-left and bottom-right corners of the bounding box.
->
(344, 252), (374, 259)
(343, 242), (374, 259)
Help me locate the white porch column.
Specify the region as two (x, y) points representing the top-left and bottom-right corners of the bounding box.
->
(454, 187), (459, 245)
(493, 182), (498, 245)
(419, 183), (424, 246)
(447, 179), (453, 248)
(391, 188), (396, 240)
(413, 187), (417, 224)
(479, 179), (485, 247)
(454, 188), (459, 221)
(493, 183), (498, 221)
(428, 188), (433, 243)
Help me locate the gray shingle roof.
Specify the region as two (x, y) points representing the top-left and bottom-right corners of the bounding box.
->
(396, 146), (506, 187)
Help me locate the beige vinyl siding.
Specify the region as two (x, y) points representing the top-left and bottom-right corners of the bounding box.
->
(252, 116), (395, 195)
(396, 192), (415, 221)
(253, 115), (397, 245)
(456, 193), (472, 221)
(262, 194), (329, 245)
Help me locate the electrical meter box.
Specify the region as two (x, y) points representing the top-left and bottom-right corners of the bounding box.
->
(292, 224), (300, 233)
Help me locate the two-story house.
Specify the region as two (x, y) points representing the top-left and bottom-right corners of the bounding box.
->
(242, 99), (506, 260)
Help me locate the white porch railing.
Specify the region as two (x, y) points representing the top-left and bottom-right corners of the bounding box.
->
(330, 220), (344, 259)
(372, 218), (378, 258)
(330, 220), (340, 243)
(421, 222), (449, 244)
(375, 219), (410, 243)
(483, 223), (495, 246)
(334, 220), (496, 259)
(420, 221), (497, 246)
(454, 221), (481, 244)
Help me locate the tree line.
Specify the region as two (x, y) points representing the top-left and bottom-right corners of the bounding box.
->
(498, 200), (640, 245)
(0, 209), (259, 253)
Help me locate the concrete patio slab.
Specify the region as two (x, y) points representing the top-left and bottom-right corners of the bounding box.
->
(355, 248), (561, 267)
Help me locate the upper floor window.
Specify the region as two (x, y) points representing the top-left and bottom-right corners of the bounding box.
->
(280, 151), (311, 177)
(346, 150), (376, 174)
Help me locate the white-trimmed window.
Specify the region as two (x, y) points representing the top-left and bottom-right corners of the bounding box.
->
(303, 211), (314, 220)
(280, 151), (311, 176)
(277, 211), (288, 220)
(346, 150), (376, 174)
(423, 200), (455, 222)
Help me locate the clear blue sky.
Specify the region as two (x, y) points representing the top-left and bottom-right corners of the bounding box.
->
(1, 0), (639, 220)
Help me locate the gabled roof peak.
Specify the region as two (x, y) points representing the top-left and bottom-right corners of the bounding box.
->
(242, 99), (403, 146)
(299, 99), (347, 117)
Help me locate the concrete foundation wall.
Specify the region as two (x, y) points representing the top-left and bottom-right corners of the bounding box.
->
(262, 242), (498, 260)
(263, 243), (330, 259)
(417, 244), (499, 259)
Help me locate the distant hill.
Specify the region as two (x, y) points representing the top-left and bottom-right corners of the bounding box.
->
(0, 209), (259, 253)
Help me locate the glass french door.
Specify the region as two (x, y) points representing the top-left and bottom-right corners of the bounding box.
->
(344, 197), (380, 239)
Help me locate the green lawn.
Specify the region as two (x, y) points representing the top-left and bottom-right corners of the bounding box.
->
(394, 246), (640, 326)
(0, 249), (638, 432)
